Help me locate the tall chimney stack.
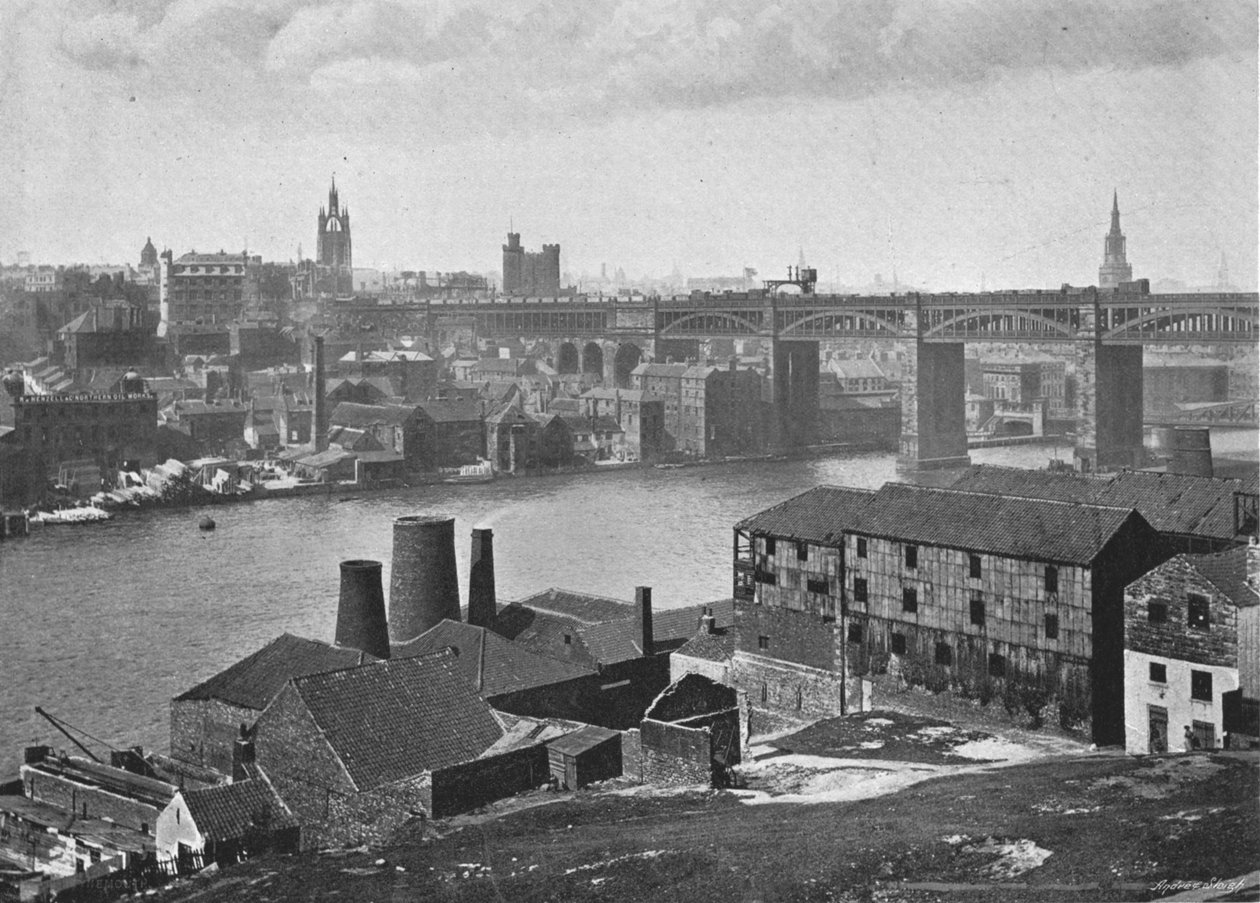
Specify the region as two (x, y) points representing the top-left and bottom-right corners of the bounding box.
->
(389, 514), (461, 643)
(636, 586), (653, 656)
(313, 335), (329, 451)
(468, 528), (497, 628)
(334, 559), (391, 659)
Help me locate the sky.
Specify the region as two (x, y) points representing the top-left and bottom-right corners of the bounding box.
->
(1, 0), (1256, 290)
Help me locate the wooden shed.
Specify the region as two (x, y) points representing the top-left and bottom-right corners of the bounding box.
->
(546, 725), (622, 790)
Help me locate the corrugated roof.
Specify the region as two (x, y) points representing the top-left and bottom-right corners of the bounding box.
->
(393, 619), (595, 696)
(180, 779), (296, 842)
(854, 483), (1143, 565)
(176, 634), (373, 710)
(1185, 546), (1259, 607)
(289, 651), (503, 791)
(735, 486), (877, 544)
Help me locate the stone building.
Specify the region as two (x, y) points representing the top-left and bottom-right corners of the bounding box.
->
(327, 402), (424, 466)
(155, 780), (299, 868)
(733, 482), (1173, 744)
(1143, 352), (1230, 418)
(502, 231), (560, 296)
(415, 400), (485, 467)
(630, 362), (689, 444)
(316, 178), (353, 295)
(1122, 544), (1259, 754)
(579, 387), (665, 460)
(678, 364), (764, 457)
(485, 400), (541, 473)
(1099, 191), (1134, 290)
(57, 303), (159, 372)
(8, 389), (158, 480)
(159, 250), (260, 330)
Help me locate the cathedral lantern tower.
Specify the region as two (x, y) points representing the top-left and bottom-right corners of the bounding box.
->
(316, 177), (353, 294)
(1098, 190), (1133, 290)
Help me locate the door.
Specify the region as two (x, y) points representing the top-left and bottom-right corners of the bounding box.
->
(1192, 720), (1216, 751)
(1148, 705), (1168, 754)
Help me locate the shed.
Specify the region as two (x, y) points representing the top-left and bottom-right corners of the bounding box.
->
(546, 725), (622, 790)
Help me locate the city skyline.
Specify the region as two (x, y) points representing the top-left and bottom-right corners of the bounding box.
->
(2, 0), (1257, 290)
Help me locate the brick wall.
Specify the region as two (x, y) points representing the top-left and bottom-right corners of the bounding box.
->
(431, 745), (548, 818)
(21, 766), (164, 832)
(639, 719), (712, 787)
(169, 698), (256, 774)
(735, 602), (836, 671)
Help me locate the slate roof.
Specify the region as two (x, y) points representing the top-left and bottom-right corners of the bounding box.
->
(329, 402), (415, 428)
(853, 483), (1144, 566)
(393, 619), (595, 696)
(287, 651), (503, 791)
(736, 486), (877, 544)
(1185, 546), (1259, 607)
(631, 363), (688, 379)
(674, 628), (736, 663)
(176, 634), (374, 710)
(513, 588), (635, 624)
(652, 598), (736, 643)
(180, 779), (296, 842)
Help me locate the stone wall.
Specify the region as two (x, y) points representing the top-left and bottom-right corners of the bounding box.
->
(735, 602), (837, 671)
(1125, 556), (1240, 668)
(729, 651), (849, 720)
(21, 766), (164, 832)
(639, 719), (711, 787)
(430, 745), (548, 818)
(169, 697), (256, 774)
(620, 728), (643, 783)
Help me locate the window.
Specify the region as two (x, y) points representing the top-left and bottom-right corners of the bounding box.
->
(758, 635), (769, 650)
(847, 623), (864, 643)
(905, 545), (918, 569)
(1149, 601), (1168, 624)
(1191, 670), (1213, 702)
(970, 596), (985, 627)
(755, 570), (776, 586)
(1149, 662), (1167, 683)
(1044, 565), (1058, 594)
(935, 643), (953, 666)
(969, 554), (982, 579)
(853, 578), (868, 603)
(760, 682), (768, 703)
(764, 537), (776, 556)
(563, 634), (572, 645)
(796, 541), (808, 561)
(988, 653), (1007, 677)
(1044, 613), (1059, 639)
(807, 577), (829, 595)
(856, 537), (868, 558)
(1188, 594), (1210, 631)
(891, 633), (907, 655)
(902, 587), (918, 613)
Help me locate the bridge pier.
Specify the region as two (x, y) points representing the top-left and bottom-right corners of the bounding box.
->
(896, 338), (970, 472)
(771, 339), (820, 448)
(1074, 328), (1144, 472)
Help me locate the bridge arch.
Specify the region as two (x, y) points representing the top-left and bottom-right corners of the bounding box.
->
(1101, 307), (1257, 342)
(659, 311), (760, 336)
(779, 310), (905, 338)
(922, 310), (1075, 340)
(613, 343), (643, 387)
(583, 342), (604, 376)
(557, 342), (580, 374)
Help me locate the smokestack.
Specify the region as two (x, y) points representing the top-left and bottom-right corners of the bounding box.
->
(468, 528), (497, 628)
(389, 515), (461, 643)
(1170, 428), (1213, 478)
(335, 559), (391, 659)
(637, 586), (653, 656)
(313, 335), (328, 451)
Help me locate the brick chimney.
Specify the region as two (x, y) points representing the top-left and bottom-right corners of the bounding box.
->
(231, 724), (255, 782)
(700, 613), (716, 635)
(468, 528), (497, 627)
(636, 586), (653, 656)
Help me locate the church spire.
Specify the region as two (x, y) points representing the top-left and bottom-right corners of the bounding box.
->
(1099, 189), (1133, 290)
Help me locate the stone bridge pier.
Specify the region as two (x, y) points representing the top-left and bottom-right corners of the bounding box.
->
(897, 335), (970, 473)
(1074, 306), (1144, 471)
(544, 337), (654, 388)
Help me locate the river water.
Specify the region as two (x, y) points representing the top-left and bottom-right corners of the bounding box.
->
(1, 434), (1255, 764)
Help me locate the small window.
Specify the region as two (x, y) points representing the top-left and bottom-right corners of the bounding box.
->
(935, 642), (953, 666)
(969, 554), (982, 579)
(902, 587), (918, 613)
(758, 635), (769, 650)
(760, 682), (768, 703)
(1149, 601), (1168, 624)
(1149, 662), (1167, 683)
(807, 577), (829, 595)
(563, 634), (572, 645)
(970, 596), (985, 627)
(755, 570), (777, 586)
(853, 578), (868, 603)
(764, 537), (776, 556)
(905, 545), (918, 569)
(988, 653), (1006, 677)
(1191, 670), (1213, 702)
(1045, 565), (1058, 594)
(796, 541), (808, 561)
(1188, 594), (1210, 631)
(1044, 614), (1059, 640)
(891, 633), (907, 655)
(856, 537), (868, 558)
(847, 623), (864, 643)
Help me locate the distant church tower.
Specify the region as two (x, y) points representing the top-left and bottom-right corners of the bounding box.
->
(317, 177), (352, 293)
(140, 236), (157, 269)
(1098, 190), (1133, 290)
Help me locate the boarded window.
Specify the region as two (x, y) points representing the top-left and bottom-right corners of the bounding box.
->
(758, 635), (769, 650)
(853, 578), (868, 603)
(1188, 594), (1210, 631)
(847, 623), (864, 643)
(988, 653), (1006, 677)
(1149, 662), (1167, 683)
(1045, 565), (1059, 593)
(856, 537), (867, 558)
(755, 569), (777, 586)
(796, 541), (809, 561)
(905, 545), (918, 569)
(1149, 601), (1168, 624)
(935, 643), (953, 666)
(902, 587), (918, 613)
(1191, 670), (1213, 702)
(1044, 613), (1059, 639)
(807, 577), (829, 595)
(891, 633), (907, 655)
(969, 554), (982, 579)
(970, 596), (985, 627)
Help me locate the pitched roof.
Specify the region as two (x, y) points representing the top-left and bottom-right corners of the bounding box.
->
(674, 628), (736, 663)
(736, 486), (877, 544)
(1185, 546), (1259, 607)
(513, 588), (635, 624)
(393, 619), (595, 696)
(176, 633), (374, 710)
(419, 400), (483, 423)
(329, 402), (416, 428)
(631, 363), (689, 378)
(829, 359), (885, 380)
(853, 483), (1145, 566)
(580, 388), (663, 404)
(180, 779), (296, 842)
(288, 651), (503, 790)
(547, 724), (620, 757)
(651, 598), (736, 644)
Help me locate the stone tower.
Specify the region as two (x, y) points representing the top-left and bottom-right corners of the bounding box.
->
(140, 237), (157, 269)
(1098, 190), (1133, 290)
(316, 177), (352, 293)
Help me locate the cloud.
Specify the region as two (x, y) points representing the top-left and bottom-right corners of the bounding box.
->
(60, 11), (145, 70)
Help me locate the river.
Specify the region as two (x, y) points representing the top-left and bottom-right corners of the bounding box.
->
(1, 434), (1255, 764)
